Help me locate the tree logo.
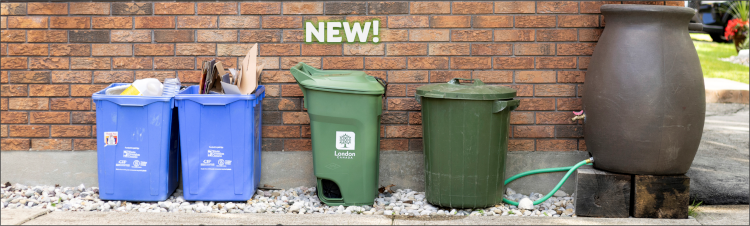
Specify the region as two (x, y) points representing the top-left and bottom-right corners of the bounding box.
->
(335, 131), (355, 150)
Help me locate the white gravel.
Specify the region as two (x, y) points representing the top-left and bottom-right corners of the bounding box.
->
(720, 55), (750, 66)
(0, 183), (577, 217)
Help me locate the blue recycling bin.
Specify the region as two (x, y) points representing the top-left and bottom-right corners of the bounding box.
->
(92, 83), (181, 201)
(174, 85), (265, 201)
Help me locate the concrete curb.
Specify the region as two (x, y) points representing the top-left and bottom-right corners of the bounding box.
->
(705, 78), (749, 104)
(0, 209), (51, 225)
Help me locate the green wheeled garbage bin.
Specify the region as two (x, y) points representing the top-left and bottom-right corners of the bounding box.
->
(291, 63), (386, 206)
(416, 78), (520, 209)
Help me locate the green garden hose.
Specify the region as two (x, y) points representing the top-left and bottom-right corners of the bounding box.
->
(502, 158), (594, 206)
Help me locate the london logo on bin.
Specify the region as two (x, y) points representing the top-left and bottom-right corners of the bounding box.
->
(335, 131), (355, 150)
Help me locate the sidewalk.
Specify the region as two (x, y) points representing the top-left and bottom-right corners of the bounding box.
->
(1, 205), (746, 225)
(704, 78), (749, 104)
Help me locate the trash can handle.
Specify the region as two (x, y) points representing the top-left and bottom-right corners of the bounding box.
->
(493, 99), (521, 113)
(448, 78), (484, 86)
(374, 77), (387, 95)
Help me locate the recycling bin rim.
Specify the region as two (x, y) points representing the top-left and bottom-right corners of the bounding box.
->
(174, 85), (265, 106)
(92, 83), (175, 108)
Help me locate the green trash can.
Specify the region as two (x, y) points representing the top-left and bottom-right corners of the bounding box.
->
(291, 63), (386, 206)
(416, 78), (520, 209)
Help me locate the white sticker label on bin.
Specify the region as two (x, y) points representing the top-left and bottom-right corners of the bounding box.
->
(335, 131), (355, 150)
(123, 150), (140, 158)
(104, 132), (118, 146)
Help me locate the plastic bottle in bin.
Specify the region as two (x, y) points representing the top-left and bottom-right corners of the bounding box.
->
(120, 78), (164, 96)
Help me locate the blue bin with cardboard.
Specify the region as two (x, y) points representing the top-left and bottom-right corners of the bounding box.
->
(174, 85), (265, 201)
(92, 83), (181, 201)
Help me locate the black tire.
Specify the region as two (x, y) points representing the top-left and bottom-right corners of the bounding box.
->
(710, 33), (732, 43)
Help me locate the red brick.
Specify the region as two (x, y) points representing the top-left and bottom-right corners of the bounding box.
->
(239, 30), (280, 42)
(112, 3), (152, 15)
(429, 71), (470, 83)
(30, 112), (69, 124)
(513, 125), (554, 138)
(515, 16), (556, 28)
(240, 2), (281, 15)
(155, 30), (195, 43)
(177, 16), (217, 29)
(217, 44), (255, 56)
(386, 43), (427, 56)
(537, 29), (578, 41)
(515, 43), (554, 56)
(280, 57), (320, 69)
(579, 139), (586, 152)
(0, 71), (6, 83)
(581, 1), (620, 14)
(381, 29), (409, 42)
(9, 125), (49, 137)
(410, 2), (450, 14)
(111, 30), (151, 43)
(388, 16), (428, 28)
(1, 30), (26, 42)
(178, 71), (201, 83)
(282, 112), (310, 125)
(8, 44), (48, 56)
(175, 44), (215, 56)
(283, 2), (323, 14)
(0, 43), (5, 55)
(408, 57), (448, 69)
(197, 57), (237, 68)
(154, 2), (194, 15)
(51, 71), (91, 84)
(380, 139), (408, 151)
(429, 43), (470, 56)
(112, 57), (152, 69)
(474, 16), (513, 28)
(471, 44), (512, 56)
(430, 16), (470, 28)
(27, 30), (67, 43)
(385, 125), (422, 138)
(515, 71), (556, 83)
(284, 139), (311, 151)
(93, 71), (132, 84)
(389, 71), (428, 83)
(473, 71), (512, 83)
(259, 71), (294, 83)
(263, 125), (300, 138)
(558, 71), (585, 83)
(8, 98), (49, 111)
(536, 112), (576, 125)
(282, 30), (304, 42)
(665, 1), (684, 6)
(135, 44), (175, 56)
(407, 112), (422, 125)
(28, 84), (67, 97)
(536, 57), (577, 69)
(508, 139), (534, 151)
(343, 44), (385, 56)
(135, 16), (175, 29)
(50, 125), (90, 138)
(8, 16), (48, 29)
(537, 2), (579, 13)
(92, 17), (132, 29)
(92, 44), (133, 56)
(135, 71), (177, 82)
(559, 15), (599, 27)
(323, 57), (363, 70)
(1, 111), (27, 124)
(298, 44), (338, 56)
(0, 98), (6, 110)
(324, 2), (366, 15)
(9, 71), (49, 83)
(73, 139), (97, 151)
(1, 57), (27, 69)
(2, 3), (27, 15)
(382, 112), (408, 124)
(1, 139), (30, 150)
(257, 43), (299, 56)
(365, 57), (406, 70)
(50, 17), (91, 29)
(386, 84), (406, 97)
(535, 84), (575, 96)
(557, 43), (597, 56)
(29, 57), (69, 70)
(510, 111), (534, 125)
(29, 139), (71, 150)
(197, 2), (237, 15)
(71, 58), (110, 70)
(556, 125), (583, 138)
(451, 30), (492, 42)
(70, 3), (110, 15)
(579, 57), (591, 69)
(517, 98), (555, 111)
(406, 84), (426, 97)
(262, 16), (302, 29)
(579, 29), (603, 42)
(537, 139), (578, 151)
(50, 98), (89, 110)
(153, 57), (193, 70)
(280, 84), (303, 97)
(258, 57), (280, 70)
(494, 57), (534, 69)
(27, 3), (67, 15)
(409, 29), (449, 42)
(196, 30), (237, 42)
(452, 2), (493, 14)
(495, 1), (536, 13)
(494, 29), (535, 42)
(557, 98), (582, 110)
(451, 57), (491, 69)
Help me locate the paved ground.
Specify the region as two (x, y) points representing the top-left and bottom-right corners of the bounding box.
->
(1, 205), (746, 225)
(687, 103), (749, 204)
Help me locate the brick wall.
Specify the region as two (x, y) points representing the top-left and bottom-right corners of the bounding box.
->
(0, 1), (684, 152)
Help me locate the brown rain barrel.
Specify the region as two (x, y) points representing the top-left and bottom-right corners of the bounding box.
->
(583, 5), (705, 175)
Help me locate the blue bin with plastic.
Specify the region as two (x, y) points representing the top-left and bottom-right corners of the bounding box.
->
(174, 85), (265, 201)
(92, 83), (181, 201)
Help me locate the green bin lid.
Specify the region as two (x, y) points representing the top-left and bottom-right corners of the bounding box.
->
(416, 78), (517, 100)
(290, 63), (385, 95)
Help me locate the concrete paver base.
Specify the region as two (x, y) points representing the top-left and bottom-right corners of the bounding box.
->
(0, 209), (50, 225)
(694, 205), (750, 225)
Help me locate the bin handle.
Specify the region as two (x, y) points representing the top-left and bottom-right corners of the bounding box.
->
(493, 99), (520, 113)
(448, 78), (484, 86)
(375, 77), (387, 95)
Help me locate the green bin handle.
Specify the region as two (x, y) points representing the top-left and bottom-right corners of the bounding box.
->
(493, 99), (520, 113)
(448, 78), (484, 86)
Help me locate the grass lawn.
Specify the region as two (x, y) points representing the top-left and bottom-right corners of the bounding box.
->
(690, 33), (749, 84)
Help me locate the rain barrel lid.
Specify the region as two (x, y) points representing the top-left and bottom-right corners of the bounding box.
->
(416, 78), (517, 100)
(291, 63), (385, 95)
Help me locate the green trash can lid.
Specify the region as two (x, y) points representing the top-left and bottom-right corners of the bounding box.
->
(416, 78), (517, 100)
(291, 63), (385, 95)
